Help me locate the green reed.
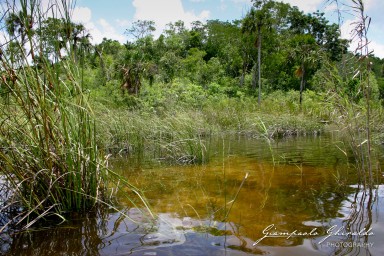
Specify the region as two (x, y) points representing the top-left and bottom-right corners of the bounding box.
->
(95, 106), (210, 164)
(325, 0), (379, 189)
(0, 0), (128, 230)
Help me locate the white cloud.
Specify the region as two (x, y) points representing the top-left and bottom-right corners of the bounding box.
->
(71, 6), (126, 44)
(339, 18), (384, 58)
(72, 6), (92, 24)
(231, 0), (251, 3)
(370, 41), (384, 59)
(364, 0), (376, 10)
(231, 0), (324, 14)
(99, 19), (126, 41)
(340, 18), (356, 40)
(323, 0), (377, 16)
(132, 0), (210, 37)
(324, 2), (338, 13)
(339, 18), (359, 55)
(281, 0), (323, 13)
(115, 19), (131, 27)
(85, 19), (126, 44)
(220, 0), (227, 10)
(0, 30), (8, 47)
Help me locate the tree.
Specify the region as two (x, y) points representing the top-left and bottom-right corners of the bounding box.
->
(126, 20), (156, 40)
(36, 17), (66, 60)
(122, 21), (157, 93)
(159, 51), (181, 83)
(5, 11), (31, 46)
(288, 9), (347, 61)
(186, 21), (206, 50)
(243, 0), (280, 105)
(36, 18), (92, 63)
(285, 7), (347, 104)
(93, 38), (125, 86)
(5, 10), (34, 60)
(71, 23), (92, 62)
(162, 20), (190, 58)
(290, 34), (321, 105)
(205, 20), (243, 78)
(182, 48), (207, 83)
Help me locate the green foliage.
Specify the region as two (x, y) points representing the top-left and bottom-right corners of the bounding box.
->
(73, 0), (356, 105)
(2, 0), (382, 233)
(0, 0), (149, 231)
(125, 20), (156, 40)
(94, 104), (210, 165)
(92, 79), (325, 156)
(1, 6), (105, 224)
(159, 51), (181, 83)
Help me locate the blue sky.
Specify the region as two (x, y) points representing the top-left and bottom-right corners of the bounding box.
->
(70, 0), (384, 58)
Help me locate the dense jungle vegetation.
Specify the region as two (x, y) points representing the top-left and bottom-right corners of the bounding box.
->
(73, 0), (383, 157)
(0, 0), (382, 230)
(2, 0), (384, 139)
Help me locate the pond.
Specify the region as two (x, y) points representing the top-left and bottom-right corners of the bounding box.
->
(2, 135), (384, 255)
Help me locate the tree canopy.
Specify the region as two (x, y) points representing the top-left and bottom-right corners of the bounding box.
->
(3, 0), (382, 106)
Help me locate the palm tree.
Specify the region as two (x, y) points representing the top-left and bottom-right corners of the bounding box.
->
(242, 0), (275, 106)
(69, 23), (92, 62)
(5, 11), (32, 56)
(6, 12), (25, 42)
(290, 34), (320, 106)
(242, 8), (263, 105)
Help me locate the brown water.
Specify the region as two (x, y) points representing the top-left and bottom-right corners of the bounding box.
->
(3, 136), (384, 255)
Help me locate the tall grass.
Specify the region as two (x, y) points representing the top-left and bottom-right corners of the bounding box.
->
(0, 0), (142, 231)
(325, 0), (379, 188)
(91, 89), (328, 168)
(94, 105), (210, 164)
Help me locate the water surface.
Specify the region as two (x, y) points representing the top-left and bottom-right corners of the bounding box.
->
(3, 135), (384, 255)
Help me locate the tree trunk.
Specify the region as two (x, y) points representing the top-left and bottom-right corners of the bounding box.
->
(299, 64), (305, 106)
(257, 27), (262, 106)
(240, 54), (247, 87)
(252, 64), (257, 90)
(96, 48), (107, 86)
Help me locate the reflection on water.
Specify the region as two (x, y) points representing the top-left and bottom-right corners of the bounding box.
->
(315, 187), (384, 256)
(2, 136), (384, 255)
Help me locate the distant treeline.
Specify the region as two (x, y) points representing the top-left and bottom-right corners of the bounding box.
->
(2, 0), (384, 105)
